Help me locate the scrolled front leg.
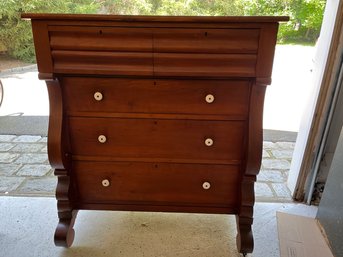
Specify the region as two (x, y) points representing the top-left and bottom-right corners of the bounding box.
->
(236, 216), (254, 254)
(236, 175), (255, 254)
(54, 170), (77, 247)
(54, 209), (78, 247)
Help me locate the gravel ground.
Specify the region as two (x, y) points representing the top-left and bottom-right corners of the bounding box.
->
(0, 54), (31, 72)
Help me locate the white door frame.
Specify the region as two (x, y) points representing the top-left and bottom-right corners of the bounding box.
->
(287, 0), (343, 201)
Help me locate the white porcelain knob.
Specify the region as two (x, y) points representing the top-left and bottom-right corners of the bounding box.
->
(202, 182), (211, 190)
(94, 92), (103, 101)
(205, 94), (215, 103)
(205, 138), (214, 146)
(102, 179), (110, 187)
(98, 135), (107, 143)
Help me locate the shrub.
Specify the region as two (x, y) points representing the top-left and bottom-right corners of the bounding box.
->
(0, 0), (99, 62)
(234, 0), (326, 44)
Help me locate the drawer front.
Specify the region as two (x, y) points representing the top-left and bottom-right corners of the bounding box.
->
(62, 77), (250, 116)
(69, 117), (245, 162)
(49, 27), (258, 54)
(154, 53), (256, 77)
(52, 51), (153, 76)
(73, 161), (240, 207)
(49, 26), (152, 52)
(49, 26), (153, 75)
(154, 28), (259, 54)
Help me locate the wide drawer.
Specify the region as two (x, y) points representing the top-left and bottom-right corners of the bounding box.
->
(49, 26), (258, 54)
(69, 117), (245, 163)
(73, 161), (240, 207)
(62, 77), (251, 116)
(49, 26), (152, 52)
(154, 28), (259, 54)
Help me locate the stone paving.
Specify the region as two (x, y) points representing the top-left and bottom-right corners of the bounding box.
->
(0, 134), (293, 202)
(0, 135), (54, 197)
(256, 141), (294, 202)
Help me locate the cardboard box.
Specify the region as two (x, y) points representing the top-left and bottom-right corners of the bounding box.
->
(277, 212), (334, 257)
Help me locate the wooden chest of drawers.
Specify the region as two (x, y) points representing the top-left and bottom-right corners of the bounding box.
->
(23, 13), (288, 255)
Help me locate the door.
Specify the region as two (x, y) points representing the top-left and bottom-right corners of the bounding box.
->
(287, 0), (343, 201)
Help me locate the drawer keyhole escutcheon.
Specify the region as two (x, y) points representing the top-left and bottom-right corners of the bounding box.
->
(102, 179), (110, 187)
(205, 94), (215, 103)
(202, 182), (211, 190)
(94, 92), (103, 101)
(98, 135), (107, 143)
(205, 138), (214, 146)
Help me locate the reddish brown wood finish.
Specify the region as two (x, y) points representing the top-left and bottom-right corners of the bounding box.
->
(154, 53), (257, 77)
(46, 79), (76, 247)
(22, 13), (289, 22)
(49, 26), (153, 52)
(52, 51), (153, 76)
(62, 77), (251, 116)
(23, 13), (287, 254)
(30, 21), (53, 78)
(68, 117), (244, 161)
(73, 161), (240, 206)
(153, 28), (259, 53)
(76, 203), (237, 214)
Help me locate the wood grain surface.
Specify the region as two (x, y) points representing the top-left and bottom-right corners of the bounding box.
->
(62, 77), (251, 116)
(23, 13), (286, 252)
(68, 117), (245, 162)
(73, 161), (240, 207)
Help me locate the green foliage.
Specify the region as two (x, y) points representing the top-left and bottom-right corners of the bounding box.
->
(235, 0), (326, 43)
(101, 0), (325, 43)
(0, 0), (99, 62)
(0, 0), (326, 62)
(99, 0), (153, 15)
(101, 0), (241, 16)
(153, 0), (241, 16)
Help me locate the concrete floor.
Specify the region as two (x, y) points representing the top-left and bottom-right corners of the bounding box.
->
(0, 196), (317, 257)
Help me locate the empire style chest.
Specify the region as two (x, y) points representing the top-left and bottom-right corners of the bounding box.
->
(22, 13), (288, 255)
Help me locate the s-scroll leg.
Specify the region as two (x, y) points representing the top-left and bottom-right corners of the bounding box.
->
(54, 209), (78, 247)
(54, 170), (77, 247)
(236, 175), (255, 254)
(236, 216), (254, 254)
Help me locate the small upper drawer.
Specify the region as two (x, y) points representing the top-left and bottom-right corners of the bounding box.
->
(49, 26), (152, 52)
(154, 28), (259, 54)
(154, 53), (257, 77)
(52, 51), (153, 76)
(62, 77), (250, 117)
